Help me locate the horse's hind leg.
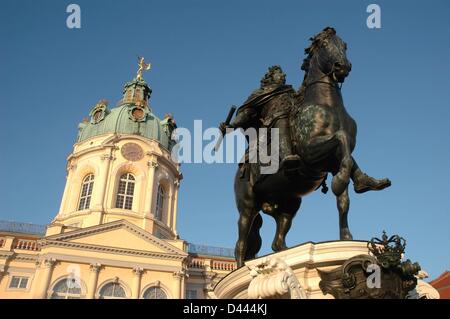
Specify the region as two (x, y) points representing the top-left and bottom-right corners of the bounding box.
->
(234, 167), (262, 267)
(245, 213), (263, 260)
(271, 198), (301, 252)
(337, 187), (353, 240)
(235, 209), (260, 267)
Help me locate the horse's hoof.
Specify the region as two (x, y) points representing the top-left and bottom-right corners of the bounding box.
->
(332, 173), (349, 196)
(271, 242), (288, 252)
(340, 229), (353, 240)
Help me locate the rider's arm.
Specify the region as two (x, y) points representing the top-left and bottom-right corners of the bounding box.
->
(230, 107), (258, 130)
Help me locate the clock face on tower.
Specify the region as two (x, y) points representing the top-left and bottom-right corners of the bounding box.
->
(121, 143), (144, 161)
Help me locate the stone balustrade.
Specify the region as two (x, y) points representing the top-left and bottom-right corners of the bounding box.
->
(189, 258), (205, 269)
(188, 257), (236, 272)
(13, 239), (40, 251)
(211, 260), (236, 271)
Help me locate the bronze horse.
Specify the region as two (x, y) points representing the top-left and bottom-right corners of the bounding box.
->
(227, 27), (391, 267)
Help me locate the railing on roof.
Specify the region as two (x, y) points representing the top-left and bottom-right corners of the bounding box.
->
(189, 258), (206, 269)
(212, 260), (236, 271)
(188, 257), (237, 272)
(188, 243), (235, 258)
(0, 220), (46, 236)
(13, 238), (40, 251)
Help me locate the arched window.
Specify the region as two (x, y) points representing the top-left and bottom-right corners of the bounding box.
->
(155, 184), (165, 221)
(78, 174), (94, 210)
(99, 282), (126, 299)
(50, 278), (83, 299)
(142, 286), (167, 299)
(115, 173), (135, 210)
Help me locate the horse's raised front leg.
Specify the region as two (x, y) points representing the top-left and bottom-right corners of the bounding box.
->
(350, 157), (392, 194)
(331, 130), (354, 196)
(337, 187), (353, 240)
(302, 131), (353, 196)
(271, 199), (301, 252)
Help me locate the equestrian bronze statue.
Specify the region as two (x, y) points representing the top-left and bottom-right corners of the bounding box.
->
(220, 27), (391, 267)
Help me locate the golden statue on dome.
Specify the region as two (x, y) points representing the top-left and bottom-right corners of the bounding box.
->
(136, 56), (151, 81)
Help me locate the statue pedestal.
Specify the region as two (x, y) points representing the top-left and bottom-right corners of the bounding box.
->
(210, 240), (439, 299)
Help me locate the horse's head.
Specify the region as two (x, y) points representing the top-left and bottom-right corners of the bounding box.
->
(260, 65), (286, 88)
(303, 27), (352, 83)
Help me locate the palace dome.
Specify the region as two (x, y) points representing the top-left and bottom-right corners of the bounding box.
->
(76, 79), (177, 150)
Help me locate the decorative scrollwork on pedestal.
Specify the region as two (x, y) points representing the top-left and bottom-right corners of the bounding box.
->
(247, 257), (307, 299)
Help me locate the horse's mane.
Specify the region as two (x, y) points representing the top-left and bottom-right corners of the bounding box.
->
(295, 27), (336, 104)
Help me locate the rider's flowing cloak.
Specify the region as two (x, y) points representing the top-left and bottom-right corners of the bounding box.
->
(236, 84), (296, 186)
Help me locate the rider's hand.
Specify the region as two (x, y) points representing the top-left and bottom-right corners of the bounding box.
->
(219, 122), (230, 134)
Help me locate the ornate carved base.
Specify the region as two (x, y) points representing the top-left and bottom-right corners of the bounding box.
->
(211, 236), (439, 299)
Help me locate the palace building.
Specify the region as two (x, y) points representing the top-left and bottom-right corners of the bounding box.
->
(0, 62), (236, 299)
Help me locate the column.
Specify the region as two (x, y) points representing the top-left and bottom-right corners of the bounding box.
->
(57, 161), (75, 215)
(172, 270), (187, 299)
(171, 179), (180, 234)
(35, 258), (56, 299)
(143, 160), (158, 216)
(131, 267), (144, 299)
(29, 261), (42, 297)
(87, 263), (101, 299)
(93, 152), (114, 211)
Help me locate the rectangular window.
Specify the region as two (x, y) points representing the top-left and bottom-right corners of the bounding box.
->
(9, 276), (29, 289)
(115, 174), (135, 210)
(78, 174), (95, 210)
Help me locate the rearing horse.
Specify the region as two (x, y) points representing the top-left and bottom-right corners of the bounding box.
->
(231, 27), (391, 267)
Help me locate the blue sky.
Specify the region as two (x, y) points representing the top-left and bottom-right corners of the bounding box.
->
(0, 0), (449, 278)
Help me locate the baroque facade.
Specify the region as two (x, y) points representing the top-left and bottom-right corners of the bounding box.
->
(0, 66), (236, 299)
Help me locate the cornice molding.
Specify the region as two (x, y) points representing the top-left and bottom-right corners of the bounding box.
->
(13, 253), (39, 262)
(40, 240), (186, 261)
(0, 251), (14, 259)
(68, 144), (115, 162)
(41, 252), (183, 273)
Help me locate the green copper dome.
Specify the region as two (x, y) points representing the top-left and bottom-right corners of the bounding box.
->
(76, 79), (177, 150)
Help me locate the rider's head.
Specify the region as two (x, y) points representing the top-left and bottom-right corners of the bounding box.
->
(261, 65), (286, 88)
